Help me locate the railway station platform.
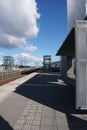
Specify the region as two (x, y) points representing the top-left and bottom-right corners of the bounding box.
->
(0, 71), (87, 130)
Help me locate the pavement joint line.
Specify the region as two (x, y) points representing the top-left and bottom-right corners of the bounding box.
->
(54, 110), (59, 130)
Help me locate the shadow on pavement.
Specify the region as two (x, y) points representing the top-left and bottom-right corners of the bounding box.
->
(0, 116), (13, 130)
(67, 114), (87, 129)
(14, 72), (87, 129)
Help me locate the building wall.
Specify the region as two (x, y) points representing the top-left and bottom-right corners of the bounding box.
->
(61, 0), (87, 77)
(67, 0), (86, 31)
(67, 1), (87, 109)
(61, 0), (86, 77)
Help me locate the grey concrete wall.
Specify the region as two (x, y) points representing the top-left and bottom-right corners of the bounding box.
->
(61, 56), (67, 76)
(67, 56), (74, 77)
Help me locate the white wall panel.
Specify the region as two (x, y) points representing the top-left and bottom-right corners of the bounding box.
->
(75, 20), (87, 109)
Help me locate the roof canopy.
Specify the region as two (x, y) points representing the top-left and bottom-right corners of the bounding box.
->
(56, 28), (75, 57)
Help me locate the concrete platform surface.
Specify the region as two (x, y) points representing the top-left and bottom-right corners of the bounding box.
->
(0, 72), (87, 130)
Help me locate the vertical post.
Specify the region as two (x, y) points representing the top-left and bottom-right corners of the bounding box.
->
(2, 71), (3, 81)
(67, 56), (73, 77)
(61, 56), (67, 76)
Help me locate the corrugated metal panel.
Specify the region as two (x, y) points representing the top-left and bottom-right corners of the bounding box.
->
(75, 20), (87, 109)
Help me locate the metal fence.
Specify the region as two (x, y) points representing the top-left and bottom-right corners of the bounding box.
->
(0, 70), (21, 82)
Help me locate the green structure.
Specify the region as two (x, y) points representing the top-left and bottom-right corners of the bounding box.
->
(43, 55), (51, 71)
(3, 56), (14, 70)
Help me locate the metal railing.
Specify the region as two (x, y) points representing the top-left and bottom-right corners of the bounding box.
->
(0, 70), (21, 82)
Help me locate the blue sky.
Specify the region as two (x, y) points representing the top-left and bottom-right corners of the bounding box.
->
(0, 0), (68, 66)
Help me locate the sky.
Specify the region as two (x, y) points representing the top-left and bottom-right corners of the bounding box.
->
(0, 0), (68, 66)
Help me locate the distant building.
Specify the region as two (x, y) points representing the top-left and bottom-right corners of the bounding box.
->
(51, 61), (61, 72)
(43, 55), (51, 71)
(3, 56), (14, 70)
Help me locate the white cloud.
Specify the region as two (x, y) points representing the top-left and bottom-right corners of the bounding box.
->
(25, 44), (37, 52)
(0, 51), (5, 56)
(13, 53), (43, 66)
(0, 61), (3, 65)
(0, 0), (40, 49)
(0, 34), (26, 49)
